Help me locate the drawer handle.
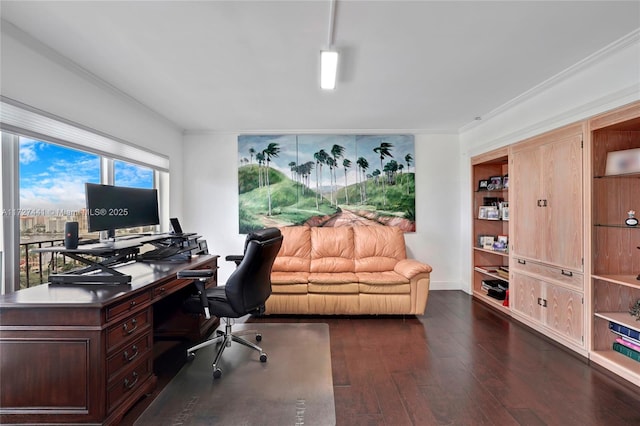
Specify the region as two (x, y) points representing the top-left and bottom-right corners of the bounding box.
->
(123, 345), (139, 362)
(518, 259), (526, 265)
(129, 300), (136, 309)
(561, 270), (573, 277)
(123, 318), (138, 335)
(124, 371), (139, 390)
(537, 298), (547, 307)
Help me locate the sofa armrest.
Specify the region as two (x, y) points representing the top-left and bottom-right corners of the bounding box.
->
(394, 259), (432, 279)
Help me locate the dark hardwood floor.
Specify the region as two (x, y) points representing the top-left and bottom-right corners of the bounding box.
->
(122, 290), (640, 425)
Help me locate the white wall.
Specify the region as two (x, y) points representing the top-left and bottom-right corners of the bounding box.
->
(182, 132), (463, 287)
(0, 23), (186, 220)
(457, 31), (640, 294)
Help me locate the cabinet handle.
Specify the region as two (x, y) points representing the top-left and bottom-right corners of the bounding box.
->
(124, 371), (139, 390)
(561, 270), (573, 277)
(123, 345), (139, 362)
(518, 259), (526, 265)
(537, 200), (542, 207)
(129, 300), (136, 309)
(123, 318), (138, 335)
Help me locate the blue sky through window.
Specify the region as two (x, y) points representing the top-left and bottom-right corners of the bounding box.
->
(19, 139), (100, 211)
(19, 139), (154, 211)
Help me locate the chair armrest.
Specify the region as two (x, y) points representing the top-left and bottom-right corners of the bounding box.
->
(225, 255), (244, 266)
(177, 269), (213, 319)
(394, 259), (433, 279)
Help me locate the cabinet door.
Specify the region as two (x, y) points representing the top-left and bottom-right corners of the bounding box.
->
(544, 283), (583, 345)
(511, 272), (543, 323)
(511, 146), (543, 260)
(541, 133), (583, 270)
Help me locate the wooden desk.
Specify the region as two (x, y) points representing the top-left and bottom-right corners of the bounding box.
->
(0, 254), (219, 425)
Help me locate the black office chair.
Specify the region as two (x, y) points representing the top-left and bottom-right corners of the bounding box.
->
(177, 228), (283, 379)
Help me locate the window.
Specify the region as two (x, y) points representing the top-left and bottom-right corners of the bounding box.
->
(1, 98), (170, 292)
(18, 138), (100, 287)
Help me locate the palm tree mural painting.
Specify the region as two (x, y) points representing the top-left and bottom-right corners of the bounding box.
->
(262, 142), (280, 216)
(373, 141), (393, 206)
(237, 135), (415, 233)
(342, 158), (352, 205)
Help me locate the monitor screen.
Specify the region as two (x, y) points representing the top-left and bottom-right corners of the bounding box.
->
(85, 183), (160, 233)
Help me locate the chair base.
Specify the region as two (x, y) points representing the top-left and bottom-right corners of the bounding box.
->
(186, 318), (267, 379)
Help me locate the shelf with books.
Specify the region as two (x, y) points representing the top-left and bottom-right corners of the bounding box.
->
(471, 147), (509, 314)
(589, 101), (640, 387)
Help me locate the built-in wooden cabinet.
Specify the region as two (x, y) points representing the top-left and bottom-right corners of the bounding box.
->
(508, 122), (586, 354)
(471, 148), (510, 314)
(471, 101), (640, 388)
(510, 123), (584, 270)
(587, 101), (640, 387)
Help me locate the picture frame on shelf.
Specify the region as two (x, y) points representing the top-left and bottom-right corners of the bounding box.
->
(503, 174), (509, 189)
(481, 235), (495, 250)
(486, 206), (500, 220)
(492, 235), (508, 252)
(501, 206), (509, 221)
(487, 176), (503, 190)
(478, 179), (489, 191)
(478, 206), (489, 219)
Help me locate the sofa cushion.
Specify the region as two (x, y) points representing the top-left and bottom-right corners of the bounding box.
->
(353, 226), (407, 272)
(308, 272), (358, 284)
(273, 226), (311, 272)
(271, 271), (309, 284)
(309, 283), (360, 294)
(310, 227), (355, 273)
(357, 271), (409, 285)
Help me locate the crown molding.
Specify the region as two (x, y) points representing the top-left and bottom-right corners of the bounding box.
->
(466, 85), (640, 158)
(460, 28), (640, 134)
(1, 19), (182, 133)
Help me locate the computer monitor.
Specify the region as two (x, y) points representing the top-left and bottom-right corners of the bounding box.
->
(85, 183), (160, 235)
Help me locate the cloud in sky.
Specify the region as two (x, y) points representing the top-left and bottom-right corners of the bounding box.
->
(19, 139), (153, 211)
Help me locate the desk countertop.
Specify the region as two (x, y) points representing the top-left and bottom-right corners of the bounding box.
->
(0, 254), (219, 308)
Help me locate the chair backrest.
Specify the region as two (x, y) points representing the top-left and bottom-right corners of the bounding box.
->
(225, 228), (283, 315)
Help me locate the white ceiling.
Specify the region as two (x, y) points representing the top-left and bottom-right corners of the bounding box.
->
(1, 1), (638, 133)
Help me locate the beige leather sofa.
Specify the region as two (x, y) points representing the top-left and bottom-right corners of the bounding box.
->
(266, 225), (432, 315)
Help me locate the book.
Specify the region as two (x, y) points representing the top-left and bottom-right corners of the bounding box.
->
(612, 342), (640, 362)
(487, 288), (506, 300)
(609, 321), (640, 345)
(615, 337), (640, 352)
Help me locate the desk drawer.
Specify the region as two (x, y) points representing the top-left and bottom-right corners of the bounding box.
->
(152, 278), (190, 300)
(512, 258), (583, 290)
(106, 308), (151, 353)
(107, 331), (152, 382)
(106, 291), (151, 322)
(106, 355), (152, 414)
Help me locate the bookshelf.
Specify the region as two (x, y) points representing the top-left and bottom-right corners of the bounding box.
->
(471, 147), (510, 313)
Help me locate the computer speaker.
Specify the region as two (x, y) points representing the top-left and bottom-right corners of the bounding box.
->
(64, 221), (79, 249)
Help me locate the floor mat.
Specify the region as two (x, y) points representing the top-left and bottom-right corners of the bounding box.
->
(135, 323), (335, 426)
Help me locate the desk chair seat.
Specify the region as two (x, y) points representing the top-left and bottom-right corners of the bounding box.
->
(178, 228), (283, 379)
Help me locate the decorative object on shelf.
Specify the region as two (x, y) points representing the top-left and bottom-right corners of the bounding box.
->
(630, 299), (640, 321)
(486, 206), (500, 220)
(605, 147), (640, 176)
(625, 210), (638, 227)
(503, 174), (509, 189)
(487, 175), (503, 191)
(478, 179), (489, 191)
(499, 202), (509, 221)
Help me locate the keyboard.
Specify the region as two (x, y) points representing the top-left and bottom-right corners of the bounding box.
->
(138, 246), (182, 261)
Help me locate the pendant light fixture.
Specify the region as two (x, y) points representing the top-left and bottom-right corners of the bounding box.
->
(320, 0), (338, 90)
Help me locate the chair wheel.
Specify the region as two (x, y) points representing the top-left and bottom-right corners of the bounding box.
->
(216, 330), (224, 337)
(187, 352), (196, 362)
(260, 353), (267, 362)
(256, 334), (262, 342)
(213, 368), (222, 379)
